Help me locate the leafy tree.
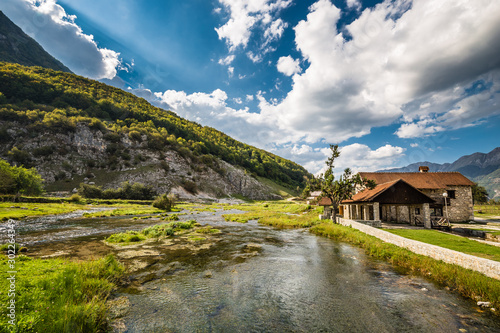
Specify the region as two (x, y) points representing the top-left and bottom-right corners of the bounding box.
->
(0, 158), (44, 195)
(472, 183), (489, 204)
(318, 145), (376, 221)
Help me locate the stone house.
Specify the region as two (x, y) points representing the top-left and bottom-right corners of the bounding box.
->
(320, 166), (474, 228)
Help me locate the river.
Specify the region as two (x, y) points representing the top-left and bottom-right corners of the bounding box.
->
(13, 208), (500, 332)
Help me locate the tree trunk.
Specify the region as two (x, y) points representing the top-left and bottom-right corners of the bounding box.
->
(331, 203), (338, 223)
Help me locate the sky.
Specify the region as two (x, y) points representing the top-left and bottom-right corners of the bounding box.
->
(1, 0), (499, 175)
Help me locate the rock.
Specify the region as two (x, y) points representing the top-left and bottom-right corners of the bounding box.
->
(242, 243), (262, 252)
(477, 301), (491, 308)
(88, 181), (95, 185)
(107, 296), (130, 319)
(72, 188), (78, 193)
(203, 270), (213, 278)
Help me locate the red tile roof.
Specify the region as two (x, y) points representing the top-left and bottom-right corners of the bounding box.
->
(358, 172), (474, 189)
(343, 180), (399, 203)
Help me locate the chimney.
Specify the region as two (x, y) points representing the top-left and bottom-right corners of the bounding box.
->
(419, 166), (429, 173)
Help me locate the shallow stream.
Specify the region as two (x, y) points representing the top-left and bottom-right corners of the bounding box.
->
(14, 208), (500, 332)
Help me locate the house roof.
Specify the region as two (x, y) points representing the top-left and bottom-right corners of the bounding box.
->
(358, 172), (474, 189)
(344, 180), (400, 203)
(343, 179), (435, 204)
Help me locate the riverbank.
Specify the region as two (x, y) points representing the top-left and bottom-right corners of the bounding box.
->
(0, 254), (125, 332)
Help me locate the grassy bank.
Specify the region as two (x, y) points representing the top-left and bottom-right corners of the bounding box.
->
(311, 223), (500, 311)
(0, 255), (125, 332)
(474, 204), (500, 220)
(0, 199), (157, 221)
(0, 202), (89, 221)
(223, 201), (321, 228)
(385, 229), (500, 262)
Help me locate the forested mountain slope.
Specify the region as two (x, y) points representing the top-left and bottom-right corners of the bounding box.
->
(0, 62), (310, 199)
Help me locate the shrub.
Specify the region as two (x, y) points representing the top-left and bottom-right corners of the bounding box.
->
(128, 130), (142, 142)
(32, 145), (55, 158)
(181, 180), (197, 194)
(153, 193), (176, 211)
(69, 193), (83, 203)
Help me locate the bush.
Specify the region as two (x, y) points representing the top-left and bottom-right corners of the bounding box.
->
(181, 180), (197, 194)
(69, 193), (83, 203)
(153, 193), (176, 211)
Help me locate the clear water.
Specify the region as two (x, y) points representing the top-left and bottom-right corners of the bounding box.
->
(14, 209), (500, 332)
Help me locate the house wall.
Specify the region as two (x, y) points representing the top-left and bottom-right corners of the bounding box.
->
(421, 186), (473, 222)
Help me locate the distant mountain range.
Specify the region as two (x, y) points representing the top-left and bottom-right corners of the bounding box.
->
(380, 147), (500, 199)
(0, 11), (71, 73)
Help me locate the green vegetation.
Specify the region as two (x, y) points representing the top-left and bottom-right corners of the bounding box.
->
(105, 220), (198, 244)
(0, 158), (44, 196)
(0, 201), (88, 221)
(0, 62), (310, 190)
(0, 254), (124, 332)
(474, 204), (500, 219)
(82, 205), (163, 218)
(195, 226), (220, 234)
(384, 229), (500, 262)
(152, 193), (176, 211)
(311, 223), (500, 311)
(78, 181), (156, 200)
(472, 183), (489, 204)
(223, 201), (321, 228)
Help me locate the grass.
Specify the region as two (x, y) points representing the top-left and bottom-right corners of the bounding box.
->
(474, 204), (500, 219)
(311, 223), (500, 312)
(0, 202), (89, 221)
(0, 254), (125, 332)
(223, 201), (321, 228)
(82, 205), (166, 218)
(105, 220), (198, 244)
(385, 229), (500, 262)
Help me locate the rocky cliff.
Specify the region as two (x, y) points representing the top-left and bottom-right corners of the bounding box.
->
(1, 122), (284, 200)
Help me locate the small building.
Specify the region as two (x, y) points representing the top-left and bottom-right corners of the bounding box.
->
(320, 166), (475, 228)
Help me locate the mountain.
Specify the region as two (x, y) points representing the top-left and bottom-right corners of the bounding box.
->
(0, 11), (71, 73)
(0, 62), (310, 200)
(380, 147), (500, 199)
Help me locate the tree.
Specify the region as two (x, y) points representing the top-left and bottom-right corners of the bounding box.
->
(319, 145), (376, 221)
(472, 183), (488, 204)
(0, 159), (44, 195)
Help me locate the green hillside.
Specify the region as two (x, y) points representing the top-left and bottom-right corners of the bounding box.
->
(0, 62), (310, 191)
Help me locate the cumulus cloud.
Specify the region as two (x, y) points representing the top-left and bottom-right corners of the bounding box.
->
(271, 143), (406, 175)
(215, 0), (292, 56)
(277, 56), (301, 76)
(0, 0), (121, 79)
(254, 0), (500, 143)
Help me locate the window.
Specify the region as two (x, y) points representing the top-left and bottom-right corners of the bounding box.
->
(415, 208), (420, 215)
(447, 190), (456, 199)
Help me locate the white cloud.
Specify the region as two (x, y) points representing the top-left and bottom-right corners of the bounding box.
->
(346, 0), (361, 10)
(251, 0), (500, 143)
(218, 55), (235, 66)
(215, 0), (292, 54)
(0, 0), (121, 79)
(277, 56), (301, 76)
(246, 94), (254, 101)
(271, 143), (406, 175)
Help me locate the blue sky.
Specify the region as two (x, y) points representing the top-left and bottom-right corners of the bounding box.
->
(1, 0), (499, 174)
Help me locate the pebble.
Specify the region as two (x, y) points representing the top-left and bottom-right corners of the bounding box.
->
(477, 301), (491, 308)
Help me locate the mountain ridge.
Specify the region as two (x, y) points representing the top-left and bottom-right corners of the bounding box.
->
(0, 11), (72, 73)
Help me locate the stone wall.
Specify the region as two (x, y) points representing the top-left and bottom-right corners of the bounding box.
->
(422, 186), (474, 222)
(335, 217), (500, 280)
